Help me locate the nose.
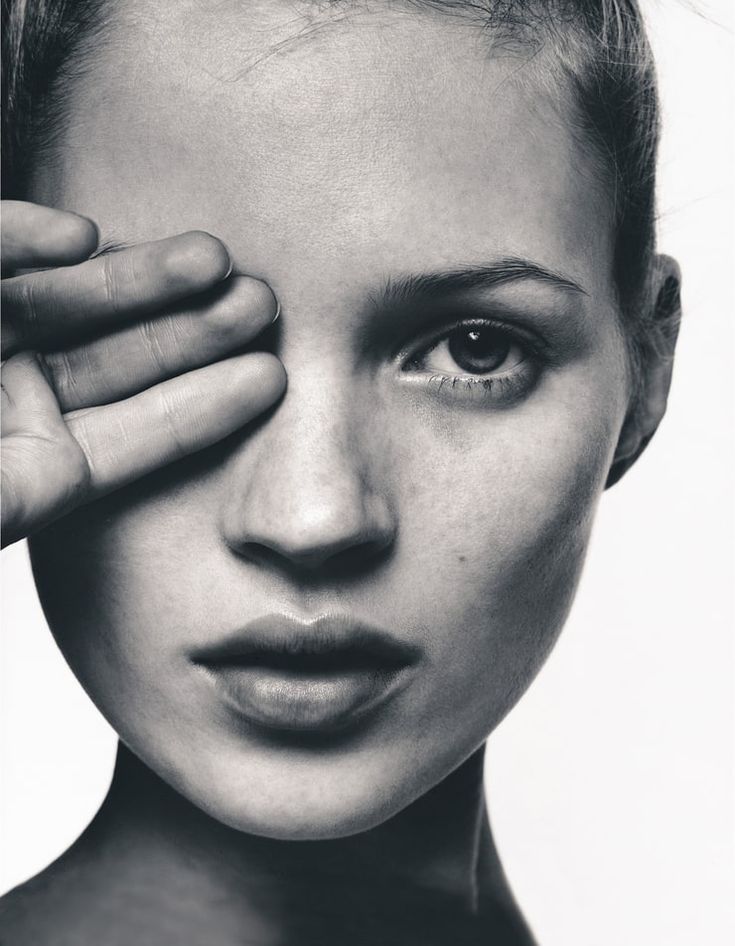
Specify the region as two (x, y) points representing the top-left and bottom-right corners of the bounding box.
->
(219, 397), (397, 574)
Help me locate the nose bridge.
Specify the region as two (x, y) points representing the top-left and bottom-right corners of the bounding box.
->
(273, 389), (369, 515)
(221, 379), (395, 568)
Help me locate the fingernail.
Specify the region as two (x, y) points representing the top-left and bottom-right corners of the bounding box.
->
(197, 231), (233, 281)
(271, 298), (281, 323)
(216, 240), (234, 281)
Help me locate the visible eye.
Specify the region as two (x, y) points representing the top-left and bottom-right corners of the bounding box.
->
(399, 318), (542, 406)
(425, 324), (526, 377)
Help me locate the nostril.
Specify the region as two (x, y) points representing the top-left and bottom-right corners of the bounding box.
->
(319, 536), (393, 577)
(233, 532), (394, 576)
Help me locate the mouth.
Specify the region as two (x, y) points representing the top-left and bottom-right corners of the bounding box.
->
(191, 614), (421, 734)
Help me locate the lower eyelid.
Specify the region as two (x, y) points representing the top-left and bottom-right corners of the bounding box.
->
(407, 359), (539, 405)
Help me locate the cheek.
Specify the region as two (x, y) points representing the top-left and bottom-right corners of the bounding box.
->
(390, 371), (622, 727)
(31, 351), (624, 751)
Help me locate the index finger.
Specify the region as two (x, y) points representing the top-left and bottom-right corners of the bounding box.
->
(2, 230), (233, 355)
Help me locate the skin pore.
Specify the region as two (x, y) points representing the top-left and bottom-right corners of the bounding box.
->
(1, 1), (677, 943)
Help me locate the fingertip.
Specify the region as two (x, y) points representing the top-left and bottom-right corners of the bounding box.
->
(32, 205), (99, 257)
(243, 277), (279, 324)
(58, 212), (99, 259)
(231, 351), (287, 404)
(171, 231), (233, 286)
(252, 351), (288, 395)
(2, 201), (100, 266)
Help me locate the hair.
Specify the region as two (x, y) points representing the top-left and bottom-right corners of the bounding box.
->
(1, 0), (663, 380)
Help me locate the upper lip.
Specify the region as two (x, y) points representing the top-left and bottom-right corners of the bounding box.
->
(191, 613), (421, 673)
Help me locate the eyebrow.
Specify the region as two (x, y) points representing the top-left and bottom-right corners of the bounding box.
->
(373, 257), (588, 307)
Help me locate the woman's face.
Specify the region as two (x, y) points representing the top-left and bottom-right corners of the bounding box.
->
(29, 2), (630, 838)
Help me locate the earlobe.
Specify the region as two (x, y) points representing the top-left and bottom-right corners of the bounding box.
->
(605, 254), (682, 489)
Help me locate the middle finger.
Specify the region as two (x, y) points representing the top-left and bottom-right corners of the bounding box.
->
(41, 276), (279, 411)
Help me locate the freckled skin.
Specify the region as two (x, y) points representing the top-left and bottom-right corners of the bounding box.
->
(4, 1), (653, 942)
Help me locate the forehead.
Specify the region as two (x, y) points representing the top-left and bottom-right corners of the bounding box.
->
(37, 0), (613, 297)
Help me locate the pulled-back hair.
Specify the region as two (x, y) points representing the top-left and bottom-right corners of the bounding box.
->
(1, 0), (662, 376)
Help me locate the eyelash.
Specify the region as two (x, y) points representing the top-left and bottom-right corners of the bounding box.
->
(401, 317), (543, 404)
(423, 370), (531, 400)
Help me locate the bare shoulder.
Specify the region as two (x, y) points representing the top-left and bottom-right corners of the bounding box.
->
(0, 860), (77, 946)
(0, 849), (130, 946)
(0, 842), (243, 946)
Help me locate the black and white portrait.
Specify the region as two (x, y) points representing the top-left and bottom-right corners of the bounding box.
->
(1, 1), (732, 943)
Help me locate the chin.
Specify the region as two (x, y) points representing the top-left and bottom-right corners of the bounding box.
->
(214, 803), (400, 842)
(155, 745), (430, 842)
(186, 785), (412, 842)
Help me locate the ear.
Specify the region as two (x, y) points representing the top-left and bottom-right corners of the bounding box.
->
(606, 254), (682, 488)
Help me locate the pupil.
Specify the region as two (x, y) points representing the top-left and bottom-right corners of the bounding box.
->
(448, 328), (510, 374)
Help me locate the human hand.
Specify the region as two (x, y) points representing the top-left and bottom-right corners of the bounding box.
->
(1, 201), (285, 547)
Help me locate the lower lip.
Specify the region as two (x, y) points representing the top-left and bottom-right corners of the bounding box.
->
(202, 665), (407, 733)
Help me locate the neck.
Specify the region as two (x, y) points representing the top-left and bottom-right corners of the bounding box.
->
(66, 743), (534, 945)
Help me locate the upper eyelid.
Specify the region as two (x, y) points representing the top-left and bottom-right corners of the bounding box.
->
(373, 279), (590, 363)
(400, 316), (546, 366)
